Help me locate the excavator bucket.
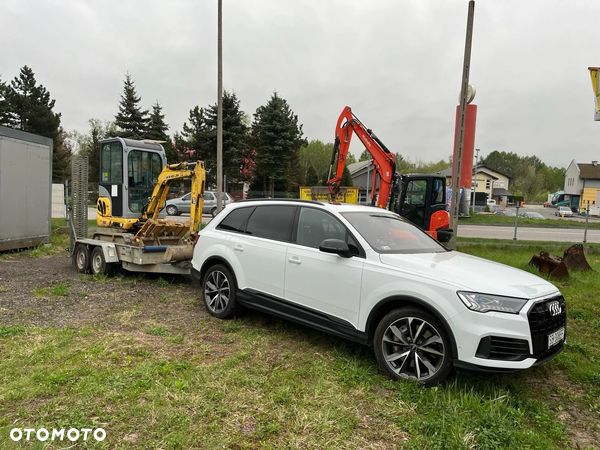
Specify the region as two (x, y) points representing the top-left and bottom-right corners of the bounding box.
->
(529, 251), (569, 279)
(562, 244), (593, 271)
(133, 219), (189, 245)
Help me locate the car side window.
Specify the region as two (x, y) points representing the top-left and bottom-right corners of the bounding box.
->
(182, 193), (191, 201)
(216, 207), (255, 233)
(296, 207), (361, 256)
(245, 205), (296, 242)
(204, 192), (215, 201)
(296, 207), (346, 248)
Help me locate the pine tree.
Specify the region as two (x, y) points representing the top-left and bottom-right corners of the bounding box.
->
(7, 66), (61, 139)
(181, 106), (214, 180)
(114, 74), (149, 139)
(145, 101), (177, 162)
(251, 92), (306, 196)
(341, 165), (353, 186)
(180, 91), (250, 186)
(0, 77), (16, 127)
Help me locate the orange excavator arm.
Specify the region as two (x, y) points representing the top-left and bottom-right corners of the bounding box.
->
(327, 106), (397, 208)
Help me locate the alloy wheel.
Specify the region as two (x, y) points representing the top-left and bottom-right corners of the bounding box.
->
(381, 317), (445, 381)
(204, 270), (230, 313)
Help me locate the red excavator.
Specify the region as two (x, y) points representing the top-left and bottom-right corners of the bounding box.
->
(327, 106), (452, 242)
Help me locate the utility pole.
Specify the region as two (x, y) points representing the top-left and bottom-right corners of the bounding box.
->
(216, 0), (224, 213)
(449, 0), (475, 249)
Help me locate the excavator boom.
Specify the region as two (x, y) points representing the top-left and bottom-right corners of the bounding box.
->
(327, 106), (397, 208)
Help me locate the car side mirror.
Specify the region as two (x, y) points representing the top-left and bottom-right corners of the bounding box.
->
(436, 229), (453, 243)
(319, 239), (352, 258)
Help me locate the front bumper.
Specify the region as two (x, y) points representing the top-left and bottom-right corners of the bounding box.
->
(453, 293), (566, 370)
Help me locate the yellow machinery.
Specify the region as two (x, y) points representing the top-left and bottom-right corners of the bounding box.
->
(299, 186), (359, 203)
(71, 138), (207, 275)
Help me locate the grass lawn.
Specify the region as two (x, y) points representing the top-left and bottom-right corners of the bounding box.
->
(0, 235), (598, 448)
(460, 213), (600, 229)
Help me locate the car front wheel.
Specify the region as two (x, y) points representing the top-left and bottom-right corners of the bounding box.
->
(166, 205), (178, 216)
(373, 307), (453, 386)
(202, 264), (238, 319)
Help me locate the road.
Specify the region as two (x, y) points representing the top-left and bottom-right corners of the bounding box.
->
(459, 225), (600, 243)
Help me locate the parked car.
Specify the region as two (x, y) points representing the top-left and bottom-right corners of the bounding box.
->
(520, 211), (545, 219)
(486, 199), (497, 207)
(555, 206), (573, 218)
(494, 210), (516, 216)
(165, 191), (232, 217)
(192, 200), (566, 385)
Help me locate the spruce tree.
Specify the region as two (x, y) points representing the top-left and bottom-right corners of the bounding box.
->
(180, 91), (250, 186)
(7, 66), (61, 139)
(145, 101), (177, 162)
(0, 77), (16, 127)
(114, 74), (148, 139)
(181, 106), (213, 180)
(251, 92), (306, 196)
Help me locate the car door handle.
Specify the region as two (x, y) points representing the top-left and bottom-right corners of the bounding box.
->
(288, 256), (301, 264)
(234, 244), (244, 252)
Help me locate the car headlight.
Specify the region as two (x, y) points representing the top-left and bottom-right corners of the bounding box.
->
(457, 291), (527, 314)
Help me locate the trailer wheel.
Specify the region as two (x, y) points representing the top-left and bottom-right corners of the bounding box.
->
(73, 244), (91, 274)
(90, 246), (115, 276)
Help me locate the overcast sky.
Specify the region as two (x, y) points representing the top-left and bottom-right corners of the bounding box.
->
(1, 0), (599, 166)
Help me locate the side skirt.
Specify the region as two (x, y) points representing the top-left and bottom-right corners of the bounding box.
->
(237, 288), (368, 345)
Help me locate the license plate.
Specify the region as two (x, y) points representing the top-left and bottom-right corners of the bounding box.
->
(548, 327), (565, 349)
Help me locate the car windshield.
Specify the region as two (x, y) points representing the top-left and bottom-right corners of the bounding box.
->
(341, 212), (447, 254)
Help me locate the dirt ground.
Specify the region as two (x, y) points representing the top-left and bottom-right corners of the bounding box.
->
(0, 253), (202, 329)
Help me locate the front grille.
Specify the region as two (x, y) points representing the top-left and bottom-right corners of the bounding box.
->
(528, 295), (567, 358)
(476, 336), (530, 361)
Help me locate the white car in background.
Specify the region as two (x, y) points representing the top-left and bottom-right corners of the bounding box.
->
(555, 206), (573, 217)
(192, 200), (566, 385)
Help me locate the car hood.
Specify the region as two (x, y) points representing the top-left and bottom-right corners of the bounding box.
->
(379, 251), (559, 299)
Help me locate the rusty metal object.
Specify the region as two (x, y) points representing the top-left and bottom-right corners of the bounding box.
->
(529, 252), (569, 279)
(529, 244), (593, 279)
(562, 244), (593, 271)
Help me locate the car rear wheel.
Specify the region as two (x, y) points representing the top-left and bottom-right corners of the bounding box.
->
(210, 207), (217, 217)
(202, 264), (238, 319)
(166, 205), (179, 216)
(373, 307), (453, 386)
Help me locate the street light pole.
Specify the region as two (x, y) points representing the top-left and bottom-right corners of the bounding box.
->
(216, 0), (224, 213)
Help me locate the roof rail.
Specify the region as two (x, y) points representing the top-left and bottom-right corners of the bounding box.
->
(236, 198), (324, 205)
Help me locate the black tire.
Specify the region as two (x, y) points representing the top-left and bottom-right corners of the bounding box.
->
(373, 307), (453, 387)
(166, 205), (179, 216)
(90, 246), (116, 276)
(210, 207), (217, 218)
(201, 264), (238, 319)
(72, 244), (91, 274)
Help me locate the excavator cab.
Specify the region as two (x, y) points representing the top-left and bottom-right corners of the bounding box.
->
(97, 137), (167, 230)
(396, 174), (452, 243)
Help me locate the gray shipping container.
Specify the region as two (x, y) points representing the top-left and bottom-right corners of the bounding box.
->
(0, 125), (52, 251)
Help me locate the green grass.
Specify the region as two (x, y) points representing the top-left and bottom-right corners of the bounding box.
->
(32, 282), (70, 298)
(0, 242), (598, 448)
(461, 213), (600, 229)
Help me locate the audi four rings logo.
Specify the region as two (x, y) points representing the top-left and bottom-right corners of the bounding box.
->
(548, 301), (562, 316)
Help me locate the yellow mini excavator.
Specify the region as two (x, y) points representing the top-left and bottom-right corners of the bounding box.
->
(71, 137), (207, 275)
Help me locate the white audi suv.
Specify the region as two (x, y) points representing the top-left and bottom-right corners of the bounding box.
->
(191, 200), (566, 385)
